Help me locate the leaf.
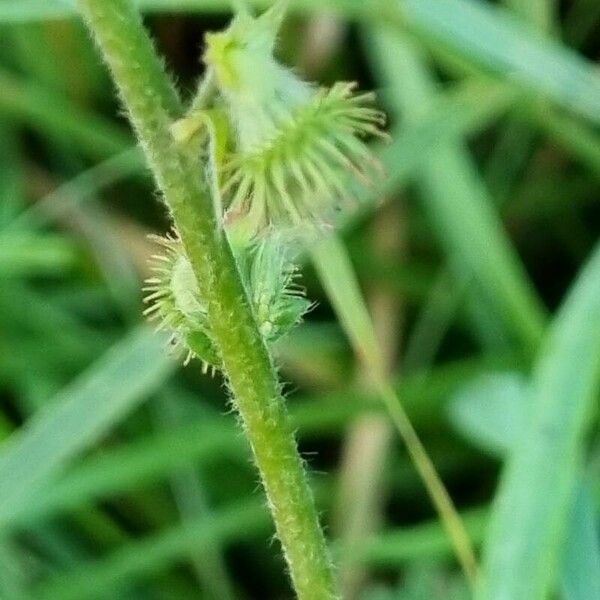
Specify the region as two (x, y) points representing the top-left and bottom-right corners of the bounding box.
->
(0, 68), (131, 159)
(10, 419), (243, 528)
(448, 372), (528, 457)
(400, 0), (600, 125)
(10, 0), (600, 126)
(33, 499), (270, 600)
(0, 326), (176, 531)
(366, 28), (546, 352)
(311, 235), (479, 584)
(477, 241), (600, 600)
(560, 479), (600, 600)
(0, 233), (80, 278)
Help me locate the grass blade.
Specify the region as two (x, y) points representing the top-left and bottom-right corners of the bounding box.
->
(0, 1), (75, 22)
(0, 69), (131, 159)
(560, 479), (600, 600)
(34, 499), (270, 600)
(8, 420), (241, 528)
(10, 0), (600, 127)
(151, 396), (237, 600)
(367, 28), (546, 351)
(0, 326), (175, 530)
(346, 507), (489, 569)
(0, 233), (80, 278)
(8, 354), (515, 529)
(478, 241), (600, 600)
(311, 235), (478, 586)
(400, 0), (600, 125)
(448, 372), (528, 457)
(502, 0), (554, 31)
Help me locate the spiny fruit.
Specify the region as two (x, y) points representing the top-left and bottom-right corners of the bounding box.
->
(143, 230), (310, 370)
(201, 1), (386, 237)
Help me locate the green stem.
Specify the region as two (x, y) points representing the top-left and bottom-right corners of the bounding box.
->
(76, 1), (337, 598)
(190, 67), (217, 113)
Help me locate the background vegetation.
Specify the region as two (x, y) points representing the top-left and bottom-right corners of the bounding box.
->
(1, 0), (600, 598)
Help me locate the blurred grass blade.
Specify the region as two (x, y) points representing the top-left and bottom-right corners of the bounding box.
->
(0, 233), (80, 278)
(447, 367), (600, 600)
(311, 239), (380, 374)
(9, 420), (242, 528)
(0, 1), (75, 22)
(152, 396), (237, 600)
(7, 147), (144, 232)
(531, 109), (600, 181)
(400, 0), (600, 125)
(0, 540), (27, 600)
(0, 123), (24, 227)
(0, 326), (175, 530)
(10, 0), (600, 126)
(478, 242), (600, 600)
(448, 372), (528, 457)
(34, 495), (484, 600)
(34, 496), (483, 600)
(13, 354), (516, 528)
(311, 235), (478, 585)
(561, 479), (600, 600)
(367, 28), (547, 352)
(346, 507), (489, 569)
(502, 0), (554, 31)
(34, 499), (270, 600)
(0, 0), (329, 22)
(449, 376), (600, 600)
(0, 69), (130, 159)
(352, 79), (516, 216)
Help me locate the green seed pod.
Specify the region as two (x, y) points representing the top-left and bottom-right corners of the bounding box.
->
(203, 1), (386, 237)
(143, 232), (218, 370)
(237, 233), (311, 343)
(143, 230), (310, 369)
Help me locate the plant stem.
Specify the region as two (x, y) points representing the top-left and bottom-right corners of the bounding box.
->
(76, 1), (337, 598)
(190, 67), (217, 113)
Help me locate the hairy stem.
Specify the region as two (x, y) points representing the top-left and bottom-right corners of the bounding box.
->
(76, 1), (337, 597)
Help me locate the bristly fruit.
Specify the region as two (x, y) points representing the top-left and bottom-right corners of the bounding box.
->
(236, 233), (312, 343)
(143, 230), (310, 370)
(202, 1), (386, 238)
(143, 232), (219, 372)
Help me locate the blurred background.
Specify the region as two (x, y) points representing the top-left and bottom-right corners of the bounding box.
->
(1, 0), (600, 598)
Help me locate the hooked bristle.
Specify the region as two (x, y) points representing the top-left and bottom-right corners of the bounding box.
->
(143, 230), (311, 371)
(221, 82), (386, 237)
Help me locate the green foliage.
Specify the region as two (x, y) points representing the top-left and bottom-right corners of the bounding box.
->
(477, 243), (600, 600)
(1, 0), (600, 599)
(0, 327), (176, 530)
(144, 232), (310, 367)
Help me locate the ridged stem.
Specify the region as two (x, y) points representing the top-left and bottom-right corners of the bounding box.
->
(76, 1), (337, 598)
